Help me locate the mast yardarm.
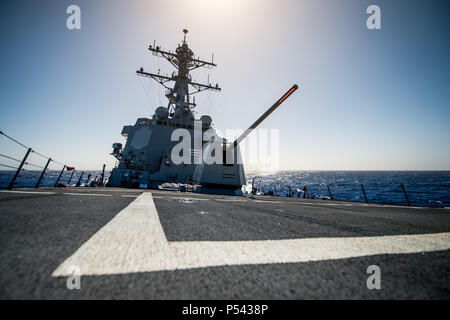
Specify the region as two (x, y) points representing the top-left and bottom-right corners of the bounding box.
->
(136, 29), (221, 118)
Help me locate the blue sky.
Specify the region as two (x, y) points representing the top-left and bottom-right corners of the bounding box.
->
(0, 0), (449, 171)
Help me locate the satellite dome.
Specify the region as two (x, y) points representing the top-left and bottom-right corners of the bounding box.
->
(155, 106), (169, 119)
(200, 115), (212, 128)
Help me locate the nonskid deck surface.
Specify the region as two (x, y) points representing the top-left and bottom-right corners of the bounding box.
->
(0, 187), (449, 299)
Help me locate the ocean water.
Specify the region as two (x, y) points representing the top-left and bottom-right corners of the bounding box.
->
(244, 171), (450, 208)
(1, 170), (449, 208)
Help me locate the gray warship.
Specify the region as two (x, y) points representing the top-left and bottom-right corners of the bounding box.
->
(107, 30), (298, 194)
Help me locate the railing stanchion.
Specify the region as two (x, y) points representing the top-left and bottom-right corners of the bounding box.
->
(68, 170), (76, 185)
(361, 184), (369, 203)
(35, 158), (52, 188)
(76, 172), (84, 187)
(400, 182), (411, 206)
(8, 148), (32, 189)
(100, 164), (106, 186)
(54, 165), (66, 187)
(327, 184), (333, 200)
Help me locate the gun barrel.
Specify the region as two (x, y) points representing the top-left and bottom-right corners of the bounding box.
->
(233, 84), (299, 148)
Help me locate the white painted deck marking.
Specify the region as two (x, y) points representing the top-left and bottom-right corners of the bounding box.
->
(52, 192), (450, 276)
(0, 190), (56, 195)
(247, 200), (283, 204)
(284, 199), (434, 210)
(72, 188), (143, 193)
(63, 193), (112, 197)
(215, 199), (248, 202)
(170, 197), (209, 201)
(215, 199), (282, 204)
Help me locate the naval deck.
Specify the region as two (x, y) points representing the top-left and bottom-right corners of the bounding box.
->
(0, 187), (449, 299)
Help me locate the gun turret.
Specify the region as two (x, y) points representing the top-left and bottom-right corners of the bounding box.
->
(233, 84), (299, 148)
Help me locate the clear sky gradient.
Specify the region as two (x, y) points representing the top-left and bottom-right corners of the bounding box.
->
(0, 0), (449, 171)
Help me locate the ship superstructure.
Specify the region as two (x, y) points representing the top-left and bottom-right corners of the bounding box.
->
(108, 30), (298, 194)
(108, 30), (245, 193)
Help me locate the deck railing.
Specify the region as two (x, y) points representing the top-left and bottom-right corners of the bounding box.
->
(248, 177), (447, 208)
(0, 130), (107, 189)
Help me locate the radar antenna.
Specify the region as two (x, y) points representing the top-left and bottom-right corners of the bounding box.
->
(137, 29), (221, 117)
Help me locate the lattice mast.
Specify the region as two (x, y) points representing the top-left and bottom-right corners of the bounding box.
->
(137, 29), (221, 117)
